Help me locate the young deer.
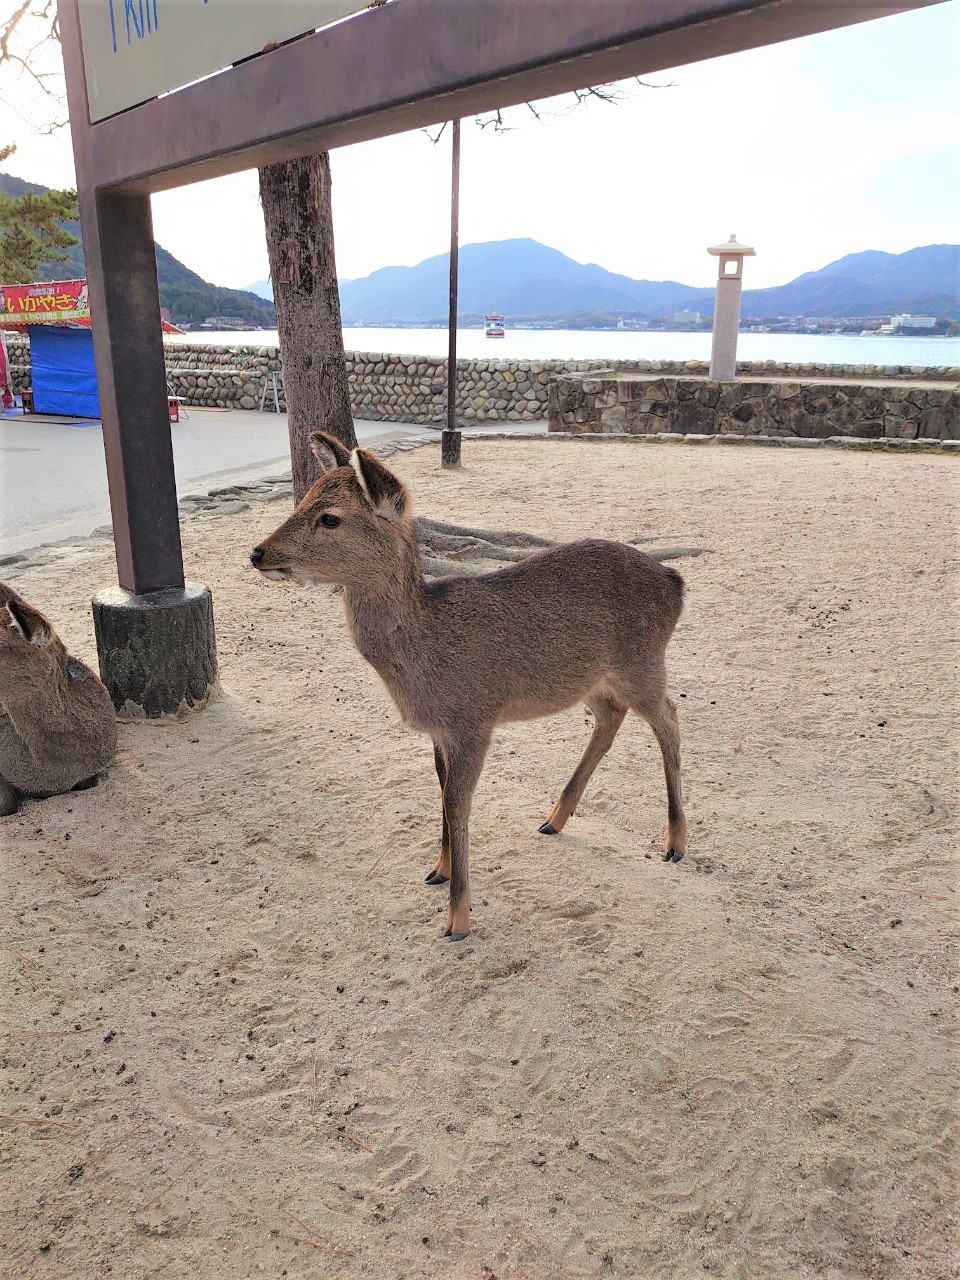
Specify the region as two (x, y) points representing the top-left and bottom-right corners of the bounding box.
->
(0, 583), (117, 817)
(251, 433), (686, 940)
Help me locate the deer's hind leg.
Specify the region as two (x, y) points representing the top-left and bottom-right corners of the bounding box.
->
(632, 692), (686, 863)
(539, 693), (627, 835)
(425, 742), (451, 886)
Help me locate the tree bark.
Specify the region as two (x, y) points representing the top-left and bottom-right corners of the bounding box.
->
(258, 153), (356, 503)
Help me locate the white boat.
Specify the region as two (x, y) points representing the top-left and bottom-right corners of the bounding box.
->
(484, 314), (505, 339)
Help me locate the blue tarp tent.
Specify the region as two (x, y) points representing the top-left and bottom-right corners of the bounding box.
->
(28, 324), (101, 419)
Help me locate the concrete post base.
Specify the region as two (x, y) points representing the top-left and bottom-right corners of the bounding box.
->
(441, 429), (463, 468)
(92, 582), (218, 718)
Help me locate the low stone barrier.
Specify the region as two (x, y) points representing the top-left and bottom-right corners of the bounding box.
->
(3, 334), (958, 428)
(164, 345), (557, 421)
(161, 345), (958, 424)
(548, 373), (959, 440)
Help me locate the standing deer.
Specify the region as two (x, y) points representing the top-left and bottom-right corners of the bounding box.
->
(251, 433), (686, 940)
(0, 584), (117, 816)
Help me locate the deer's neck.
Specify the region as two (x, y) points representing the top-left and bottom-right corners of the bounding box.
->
(342, 539), (429, 682)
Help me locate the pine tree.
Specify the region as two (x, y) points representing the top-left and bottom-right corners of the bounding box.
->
(0, 144), (78, 282)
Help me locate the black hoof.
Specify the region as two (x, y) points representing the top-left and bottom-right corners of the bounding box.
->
(425, 871), (449, 885)
(538, 822), (558, 836)
(443, 927), (468, 942)
(71, 775), (99, 792)
(663, 848), (684, 863)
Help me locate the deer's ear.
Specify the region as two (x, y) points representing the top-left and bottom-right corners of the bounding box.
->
(349, 449), (411, 522)
(6, 598), (51, 647)
(309, 431), (353, 474)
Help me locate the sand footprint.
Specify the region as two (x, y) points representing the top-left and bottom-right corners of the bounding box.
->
(371, 1140), (432, 1191)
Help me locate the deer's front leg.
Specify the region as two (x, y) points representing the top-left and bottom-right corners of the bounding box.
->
(438, 735), (489, 941)
(425, 742), (450, 885)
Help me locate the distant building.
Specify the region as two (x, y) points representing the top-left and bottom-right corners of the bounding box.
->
(200, 315), (255, 330)
(879, 313), (937, 333)
(673, 309), (702, 325)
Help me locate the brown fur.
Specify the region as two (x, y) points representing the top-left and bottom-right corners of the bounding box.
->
(251, 434), (687, 940)
(0, 584), (117, 816)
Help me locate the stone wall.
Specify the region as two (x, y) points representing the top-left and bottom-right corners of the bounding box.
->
(160, 345), (960, 424)
(162, 345), (557, 421)
(3, 333), (29, 395)
(3, 333), (958, 430)
(548, 374), (960, 441)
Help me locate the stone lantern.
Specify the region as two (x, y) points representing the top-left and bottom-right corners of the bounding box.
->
(707, 233), (755, 381)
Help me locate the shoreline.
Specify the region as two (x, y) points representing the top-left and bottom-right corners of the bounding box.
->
(162, 326), (960, 369)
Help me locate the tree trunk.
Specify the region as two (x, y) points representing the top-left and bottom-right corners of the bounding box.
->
(258, 153), (356, 503)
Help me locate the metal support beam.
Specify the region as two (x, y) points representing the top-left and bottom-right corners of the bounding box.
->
(59, 0), (217, 716)
(442, 120), (462, 470)
(86, 190), (184, 594)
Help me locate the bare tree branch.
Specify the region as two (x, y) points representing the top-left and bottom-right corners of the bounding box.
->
(422, 74), (674, 141)
(0, 0), (38, 63)
(422, 120), (449, 145)
(0, 0), (65, 126)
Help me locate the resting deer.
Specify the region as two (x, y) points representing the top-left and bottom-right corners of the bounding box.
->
(251, 433), (686, 940)
(0, 584), (117, 817)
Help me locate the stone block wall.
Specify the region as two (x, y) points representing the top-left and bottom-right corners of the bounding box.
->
(3, 333), (30, 395)
(548, 374), (960, 440)
(3, 334), (958, 432)
(163, 345), (561, 421)
(160, 345), (959, 424)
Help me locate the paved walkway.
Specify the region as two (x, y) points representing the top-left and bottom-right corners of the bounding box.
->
(0, 407), (542, 557)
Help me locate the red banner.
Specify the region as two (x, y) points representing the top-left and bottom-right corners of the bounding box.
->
(0, 279), (90, 325)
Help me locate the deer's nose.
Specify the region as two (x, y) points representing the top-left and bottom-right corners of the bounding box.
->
(250, 546), (265, 567)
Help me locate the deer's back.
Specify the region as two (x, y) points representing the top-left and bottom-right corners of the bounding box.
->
(0, 656), (117, 796)
(428, 537), (682, 631)
(407, 539), (684, 730)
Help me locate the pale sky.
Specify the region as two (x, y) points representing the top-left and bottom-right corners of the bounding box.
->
(1, 2), (957, 293)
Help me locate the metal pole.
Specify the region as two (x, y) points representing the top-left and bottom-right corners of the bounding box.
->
(442, 118), (462, 468)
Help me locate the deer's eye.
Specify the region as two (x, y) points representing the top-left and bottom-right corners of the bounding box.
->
(319, 512), (341, 529)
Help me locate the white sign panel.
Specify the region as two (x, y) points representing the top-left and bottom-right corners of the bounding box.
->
(78, 0), (372, 123)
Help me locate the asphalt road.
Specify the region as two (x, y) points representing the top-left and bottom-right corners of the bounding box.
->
(0, 406), (441, 557)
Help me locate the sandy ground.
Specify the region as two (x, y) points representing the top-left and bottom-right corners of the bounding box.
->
(1, 439), (958, 1280)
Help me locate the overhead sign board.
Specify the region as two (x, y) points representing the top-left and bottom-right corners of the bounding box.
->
(78, 0), (371, 123)
(0, 279), (90, 325)
(0, 279), (181, 332)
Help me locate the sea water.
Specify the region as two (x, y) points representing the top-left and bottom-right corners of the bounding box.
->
(167, 327), (960, 368)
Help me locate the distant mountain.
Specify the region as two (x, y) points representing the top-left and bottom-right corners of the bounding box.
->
(0, 173), (276, 329)
(244, 279), (274, 301)
(679, 244), (960, 320)
(338, 238), (960, 324)
(339, 239), (694, 324)
(7, 174), (955, 328)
